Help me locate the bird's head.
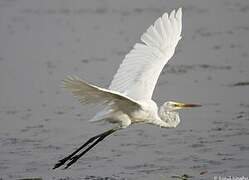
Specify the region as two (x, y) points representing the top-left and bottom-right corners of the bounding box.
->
(159, 101), (201, 128)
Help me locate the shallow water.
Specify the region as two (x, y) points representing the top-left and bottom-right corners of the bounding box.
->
(0, 0), (249, 179)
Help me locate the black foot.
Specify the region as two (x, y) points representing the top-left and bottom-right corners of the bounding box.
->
(53, 156), (71, 169)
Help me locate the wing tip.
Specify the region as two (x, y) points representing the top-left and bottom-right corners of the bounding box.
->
(176, 7), (182, 19)
(169, 9), (176, 19)
(61, 75), (82, 89)
(162, 7), (182, 19)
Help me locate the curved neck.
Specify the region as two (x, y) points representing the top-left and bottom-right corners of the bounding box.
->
(159, 106), (180, 128)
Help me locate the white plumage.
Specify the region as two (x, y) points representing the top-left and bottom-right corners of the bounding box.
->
(63, 8), (183, 127)
(54, 8), (201, 169)
(63, 8), (186, 128)
(63, 76), (141, 112)
(88, 8), (183, 125)
(109, 8), (182, 100)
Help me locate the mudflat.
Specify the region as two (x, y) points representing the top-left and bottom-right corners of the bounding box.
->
(0, 0), (248, 179)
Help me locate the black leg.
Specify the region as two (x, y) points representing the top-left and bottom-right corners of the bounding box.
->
(53, 128), (117, 169)
(64, 129), (116, 169)
(53, 133), (102, 169)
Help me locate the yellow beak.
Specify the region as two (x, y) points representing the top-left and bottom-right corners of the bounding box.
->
(173, 102), (202, 109)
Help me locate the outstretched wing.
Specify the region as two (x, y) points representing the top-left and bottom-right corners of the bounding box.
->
(62, 76), (141, 114)
(109, 8), (182, 101)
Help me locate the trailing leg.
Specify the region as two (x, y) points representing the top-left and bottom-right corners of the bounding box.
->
(53, 128), (117, 169)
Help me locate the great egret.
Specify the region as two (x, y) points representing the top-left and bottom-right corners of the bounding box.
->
(53, 8), (201, 169)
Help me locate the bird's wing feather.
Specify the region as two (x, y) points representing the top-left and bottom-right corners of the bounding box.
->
(109, 8), (182, 100)
(62, 76), (142, 114)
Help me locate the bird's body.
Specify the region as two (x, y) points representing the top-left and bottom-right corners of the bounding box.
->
(102, 99), (161, 127)
(63, 76), (181, 129)
(54, 8), (201, 169)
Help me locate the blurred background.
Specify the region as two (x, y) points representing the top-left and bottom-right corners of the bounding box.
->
(0, 0), (249, 179)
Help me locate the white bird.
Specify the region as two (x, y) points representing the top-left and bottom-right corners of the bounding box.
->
(53, 8), (200, 169)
